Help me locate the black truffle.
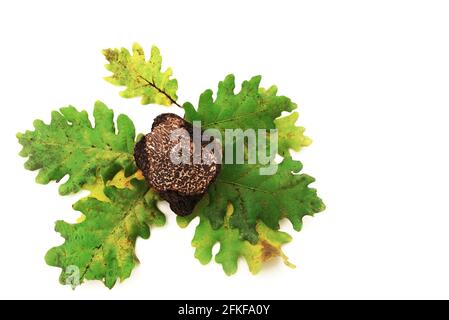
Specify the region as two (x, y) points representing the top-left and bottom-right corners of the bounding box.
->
(134, 113), (221, 216)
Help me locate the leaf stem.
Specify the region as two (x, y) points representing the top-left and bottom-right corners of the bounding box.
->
(137, 75), (183, 108)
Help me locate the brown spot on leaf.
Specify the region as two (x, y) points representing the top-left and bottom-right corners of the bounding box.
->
(103, 49), (118, 62)
(261, 240), (280, 261)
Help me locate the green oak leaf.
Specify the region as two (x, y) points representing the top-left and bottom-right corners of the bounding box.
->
(45, 179), (165, 289)
(178, 204), (294, 275)
(184, 74), (296, 133)
(195, 157), (325, 244)
(182, 75), (324, 247)
(180, 75), (325, 244)
(103, 43), (179, 106)
(17, 101), (136, 195)
(274, 112), (312, 156)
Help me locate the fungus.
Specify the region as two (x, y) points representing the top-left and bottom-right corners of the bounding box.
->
(134, 113), (221, 215)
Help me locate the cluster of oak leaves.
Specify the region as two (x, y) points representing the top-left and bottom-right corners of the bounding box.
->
(17, 43), (325, 289)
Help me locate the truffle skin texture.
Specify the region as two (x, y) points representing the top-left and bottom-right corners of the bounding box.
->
(134, 113), (221, 216)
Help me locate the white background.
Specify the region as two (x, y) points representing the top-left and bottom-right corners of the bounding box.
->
(0, 0), (448, 300)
